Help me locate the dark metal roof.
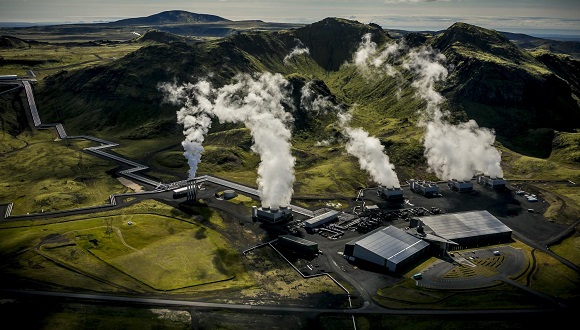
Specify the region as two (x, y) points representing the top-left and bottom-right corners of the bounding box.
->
(353, 226), (430, 264)
(278, 235), (318, 247)
(418, 210), (511, 240)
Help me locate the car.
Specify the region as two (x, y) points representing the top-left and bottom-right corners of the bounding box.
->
(493, 250), (500, 256)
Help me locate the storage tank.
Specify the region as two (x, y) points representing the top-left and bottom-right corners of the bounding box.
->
(223, 190), (237, 199)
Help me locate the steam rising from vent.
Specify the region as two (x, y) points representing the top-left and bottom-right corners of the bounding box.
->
(284, 39), (310, 65)
(299, 79), (400, 188)
(162, 73), (296, 209)
(300, 81), (334, 115)
(159, 81), (213, 179)
(403, 47), (504, 180)
(338, 112), (401, 188)
(352, 33), (404, 77)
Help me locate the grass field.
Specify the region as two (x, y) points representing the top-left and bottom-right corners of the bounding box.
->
(0, 42), (143, 78)
(0, 200), (253, 293)
(0, 129), (130, 215)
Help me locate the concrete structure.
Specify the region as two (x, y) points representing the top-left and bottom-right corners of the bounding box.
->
(377, 186), (404, 201)
(409, 179), (440, 197)
(476, 175), (506, 190)
(343, 226), (430, 273)
(277, 235), (319, 255)
(304, 210), (340, 232)
(255, 205), (293, 223)
(447, 179), (473, 192)
(416, 210), (512, 250)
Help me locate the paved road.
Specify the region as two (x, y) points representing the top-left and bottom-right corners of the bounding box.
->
(1, 289), (563, 316)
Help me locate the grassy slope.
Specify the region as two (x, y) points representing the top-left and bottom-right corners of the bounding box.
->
(0, 200), (252, 293)
(0, 129), (130, 215)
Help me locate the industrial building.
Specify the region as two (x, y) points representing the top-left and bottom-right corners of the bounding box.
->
(277, 235), (319, 255)
(304, 209), (339, 232)
(342, 210), (513, 272)
(409, 179), (440, 197)
(377, 186), (404, 201)
(172, 180), (198, 200)
(476, 175), (507, 190)
(252, 205), (293, 223)
(414, 210), (512, 251)
(343, 226), (431, 272)
(447, 179), (474, 192)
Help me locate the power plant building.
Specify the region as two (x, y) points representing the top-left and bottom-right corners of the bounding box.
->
(416, 210), (512, 250)
(343, 226), (430, 273)
(409, 179), (440, 197)
(304, 210), (340, 232)
(277, 235), (319, 255)
(447, 179), (474, 192)
(477, 175), (506, 189)
(253, 206), (293, 223)
(377, 186), (404, 201)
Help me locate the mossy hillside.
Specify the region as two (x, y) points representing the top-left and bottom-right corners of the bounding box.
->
(0, 130), (129, 215)
(550, 130), (580, 165)
(0, 200), (251, 292)
(0, 86), (29, 138)
(0, 40), (143, 78)
(36, 40), (258, 135)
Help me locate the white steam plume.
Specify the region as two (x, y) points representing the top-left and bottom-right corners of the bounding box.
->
(300, 79), (400, 187)
(283, 39), (310, 65)
(300, 81), (334, 115)
(338, 112), (401, 188)
(159, 81), (213, 179)
(190, 73), (296, 209)
(352, 33), (405, 78)
(403, 47), (504, 180)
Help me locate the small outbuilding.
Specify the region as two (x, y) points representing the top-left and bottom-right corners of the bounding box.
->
(277, 235), (319, 256)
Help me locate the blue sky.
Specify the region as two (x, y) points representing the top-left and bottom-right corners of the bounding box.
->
(1, 0), (579, 36)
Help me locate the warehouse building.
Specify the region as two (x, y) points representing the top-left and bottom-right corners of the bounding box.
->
(343, 226), (431, 273)
(343, 210), (513, 273)
(416, 210), (512, 251)
(277, 235), (319, 256)
(304, 209), (339, 232)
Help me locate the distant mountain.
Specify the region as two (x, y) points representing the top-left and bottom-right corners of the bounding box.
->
(501, 31), (580, 59)
(109, 10), (230, 26)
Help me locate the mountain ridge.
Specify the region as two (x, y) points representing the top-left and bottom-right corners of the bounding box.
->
(34, 18), (580, 162)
